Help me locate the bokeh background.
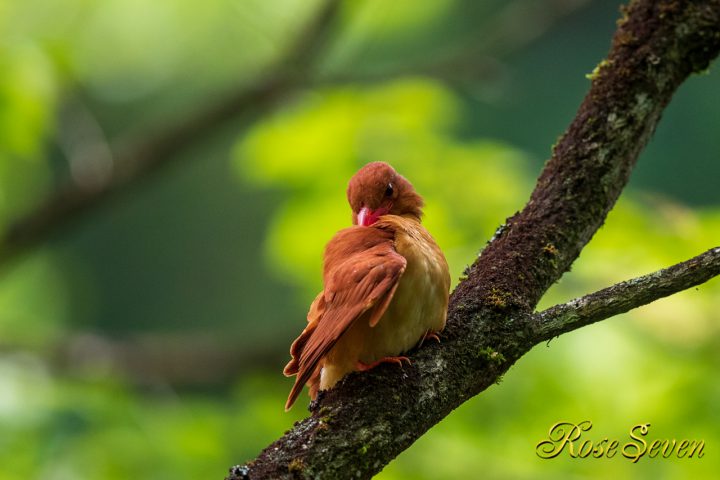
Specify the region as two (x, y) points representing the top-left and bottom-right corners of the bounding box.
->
(1, 0), (718, 478)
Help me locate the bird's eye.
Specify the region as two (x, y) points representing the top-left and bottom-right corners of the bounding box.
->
(384, 183), (394, 197)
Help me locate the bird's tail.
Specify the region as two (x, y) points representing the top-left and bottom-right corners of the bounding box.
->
(285, 364), (321, 411)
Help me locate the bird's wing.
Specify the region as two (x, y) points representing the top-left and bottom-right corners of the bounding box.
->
(284, 226), (406, 410)
(283, 291), (325, 377)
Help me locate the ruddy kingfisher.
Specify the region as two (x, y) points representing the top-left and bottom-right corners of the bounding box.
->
(283, 162), (450, 410)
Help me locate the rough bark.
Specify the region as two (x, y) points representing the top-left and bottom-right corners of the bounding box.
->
(533, 247), (720, 341)
(230, 1), (720, 479)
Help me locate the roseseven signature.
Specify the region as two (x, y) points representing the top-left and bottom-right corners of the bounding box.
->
(536, 421), (705, 462)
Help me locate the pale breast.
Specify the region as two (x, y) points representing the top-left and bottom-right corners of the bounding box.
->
(358, 216), (450, 362)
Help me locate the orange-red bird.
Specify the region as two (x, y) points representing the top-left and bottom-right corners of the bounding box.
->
(283, 162), (450, 410)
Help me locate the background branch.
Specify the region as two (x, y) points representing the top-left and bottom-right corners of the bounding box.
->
(533, 247), (720, 342)
(231, 1), (720, 478)
(320, 0), (591, 85)
(0, 332), (283, 387)
(0, 0), (343, 267)
(0, 0), (589, 270)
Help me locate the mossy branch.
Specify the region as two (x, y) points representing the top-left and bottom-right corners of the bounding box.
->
(230, 1), (720, 479)
(533, 247), (720, 342)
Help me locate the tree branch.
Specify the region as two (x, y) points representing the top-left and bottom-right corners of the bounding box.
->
(0, 0), (343, 266)
(533, 247), (720, 342)
(0, 0), (589, 269)
(230, 1), (720, 479)
(320, 0), (592, 85)
(0, 332), (287, 387)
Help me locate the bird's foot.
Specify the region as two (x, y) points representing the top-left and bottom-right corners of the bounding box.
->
(416, 330), (441, 348)
(423, 331), (441, 343)
(356, 356), (411, 371)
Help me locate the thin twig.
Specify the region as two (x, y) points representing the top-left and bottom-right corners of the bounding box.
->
(533, 247), (720, 342)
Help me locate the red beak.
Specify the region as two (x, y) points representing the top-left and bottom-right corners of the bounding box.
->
(358, 207), (388, 226)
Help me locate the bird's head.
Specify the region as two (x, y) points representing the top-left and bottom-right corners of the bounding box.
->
(347, 162), (424, 226)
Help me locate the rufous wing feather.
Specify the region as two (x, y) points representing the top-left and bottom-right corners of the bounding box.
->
(283, 292), (325, 376)
(284, 226), (406, 410)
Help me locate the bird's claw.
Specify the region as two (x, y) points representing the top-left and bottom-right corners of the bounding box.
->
(424, 331), (441, 343)
(356, 356), (411, 371)
(416, 330), (442, 348)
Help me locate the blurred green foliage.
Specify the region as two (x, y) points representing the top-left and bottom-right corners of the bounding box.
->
(0, 0), (718, 479)
(237, 78), (531, 296)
